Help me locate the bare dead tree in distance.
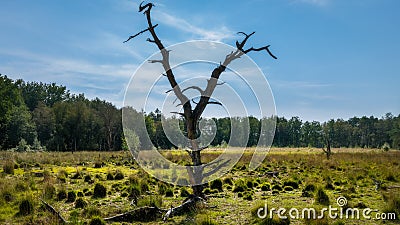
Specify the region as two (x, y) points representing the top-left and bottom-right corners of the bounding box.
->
(125, 2), (277, 198)
(322, 136), (332, 160)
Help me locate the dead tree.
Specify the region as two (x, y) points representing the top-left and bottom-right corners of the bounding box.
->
(125, 1), (276, 197)
(322, 137), (332, 160)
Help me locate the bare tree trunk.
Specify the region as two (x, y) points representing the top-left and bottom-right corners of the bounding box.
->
(322, 138), (331, 160)
(125, 1), (276, 197)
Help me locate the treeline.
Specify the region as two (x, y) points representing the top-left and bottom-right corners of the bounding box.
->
(1, 75), (399, 151)
(0, 75), (122, 151)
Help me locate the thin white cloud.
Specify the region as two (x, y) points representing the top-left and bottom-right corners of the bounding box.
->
(0, 49), (137, 107)
(154, 11), (234, 42)
(272, 80), (332, 89)
(292, 0), (330, 6)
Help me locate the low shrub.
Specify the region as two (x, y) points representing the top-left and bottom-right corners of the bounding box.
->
(261, 183), (271, 191)
(224, 184), (232, 191)
(386, 174), (397, 182)
(75, 197), (87, 208)
(57, 189), (67, 201)
(223, 177), (233, 185)
(83, 206), (102, 217)
(2, 189), (14, 202)
(128, 184), (141, 199)
(93, 183), (107, 198)
(210, 179), (223, 192)
(137, 195), (163, 208)
(246, 179), (254, 189)
(325, 182), (335, 190)
(283, 180), (299, 189)
(43, 183), (56, 200)
(43, 170), (52, 182)
(196, 214), (218, 225)
(140, 181), (150, 193)
(66, 191), (77, 203)
(84, 175), (92, 183)
(272, 184), (282, 191)
(89, 217), (106, 225)
(165, 188), (174, 197)
(233, 179), (247, 192)
(302, 183), (316, 197)
(383, 193), (400, 220)
(128, 175), (139, 185)
(158, 183), (167, 195)
(302, 190), (313, 197)
(3, 161), (15, 175)
(315, 188), (330, 205)
(18, 198), (34, 216)
(243, 192), (253, 201)
(304, 183), (316, 192)
(114, 170), (124, 180)
(106, 172), (114, 180)
(15, 181), (28, 192)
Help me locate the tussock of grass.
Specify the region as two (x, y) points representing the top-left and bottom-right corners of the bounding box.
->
(382, 192), (400, 220)
(315, 188), (330, 206)
(93, 183), (106, 198)
(210, 179), (223, 192)
(18, 198), (34, 216)
(3, 161), (15, 175)
(233, 179), (247, 192)
(137, 195), (163, 208)
(196, 213), (218, 225)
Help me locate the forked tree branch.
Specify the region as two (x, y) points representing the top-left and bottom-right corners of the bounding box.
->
(126, 1), (192, 119)
(123, 24), (158, 43)
(243, 46), (277, 59)
(192, 31), (276, 121)
(125, 1), (276, 127)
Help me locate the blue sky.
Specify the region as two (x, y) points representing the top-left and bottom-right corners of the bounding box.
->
(1, 0), (399, 122)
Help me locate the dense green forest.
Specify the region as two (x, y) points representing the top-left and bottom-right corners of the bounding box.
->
(1, 74), (399, 151)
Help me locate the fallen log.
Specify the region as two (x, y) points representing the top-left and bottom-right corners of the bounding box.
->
(163, 196), (205, 221)
(104, 206), (165, 222)
(40, 199), (68, 224)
